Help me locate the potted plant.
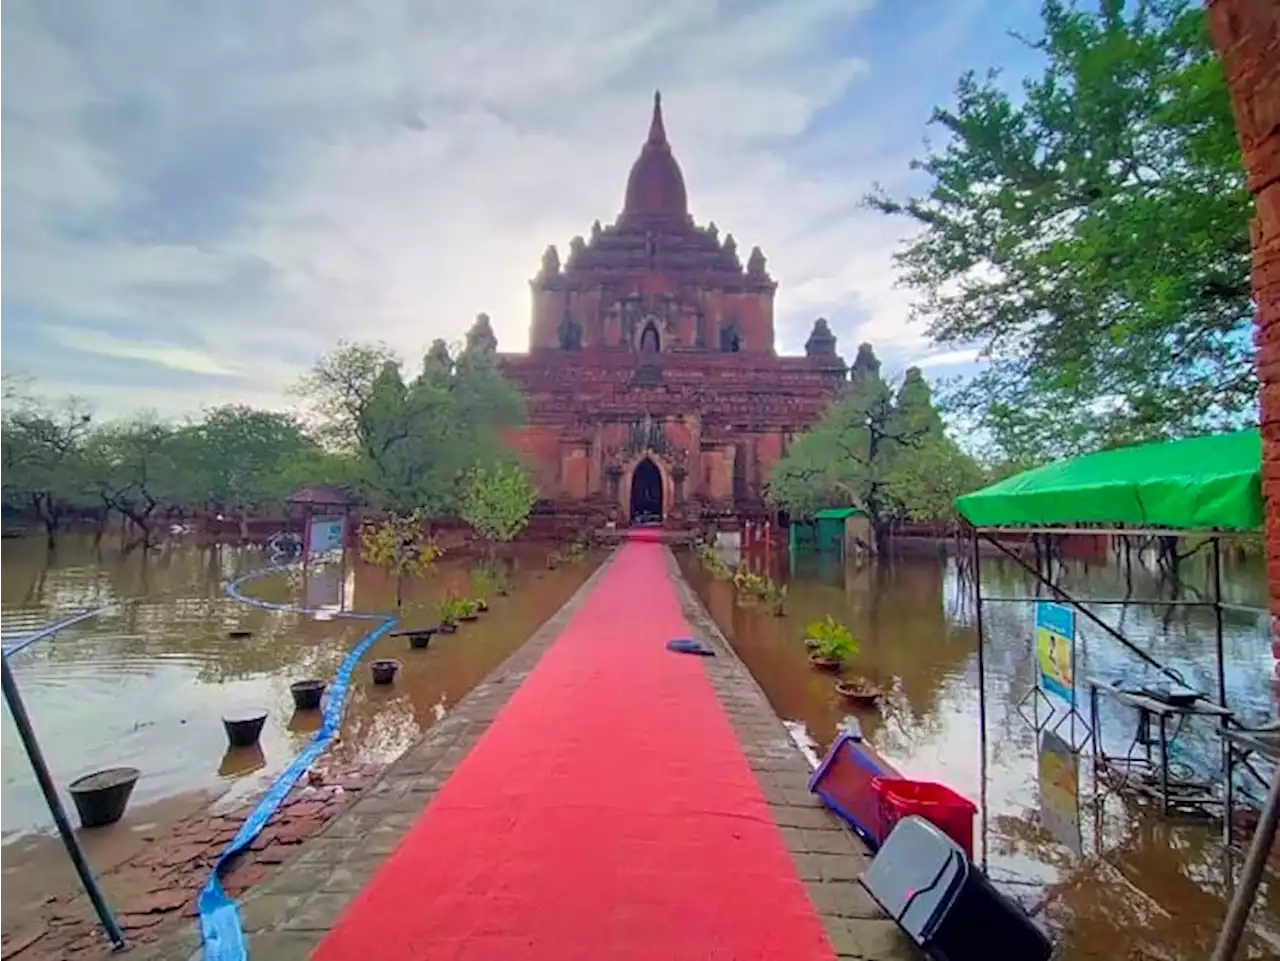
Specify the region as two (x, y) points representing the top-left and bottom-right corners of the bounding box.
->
(805, 616), (857, 671)
(768, 582), (788, 617)
(459, 597), (481, 622)
(495, 566), (513, 596)
(469, 568), (496, 611)
(436, 594), (462, 634)
(835, 675), (883, 706)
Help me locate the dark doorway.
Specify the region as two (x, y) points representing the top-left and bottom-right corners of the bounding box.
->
(630, 458), (663, 524)
(639, 322), (660, 355)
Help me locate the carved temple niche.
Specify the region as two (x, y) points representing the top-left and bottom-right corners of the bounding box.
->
(732, 441), (751, 504)
(699, 445), (736, 503)
(559, 444), (591, 500)
(558, 312), (583, 351)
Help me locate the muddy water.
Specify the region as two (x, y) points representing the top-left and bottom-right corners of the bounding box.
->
(1, 535), (598, 841)
(680, 546), (1280, 961)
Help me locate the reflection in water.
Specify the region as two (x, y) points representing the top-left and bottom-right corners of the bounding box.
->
(1, 535), (598, 840)
(682, 548), (1280, 961)
(218, 745), (266, 778)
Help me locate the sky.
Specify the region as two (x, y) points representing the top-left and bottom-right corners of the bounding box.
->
(1, 0), (1045, 420)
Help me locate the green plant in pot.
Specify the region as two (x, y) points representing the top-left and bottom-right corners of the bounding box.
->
(494, 566), (514, 596)
(459, 597), (481, 621)
(805, 616), (857, 671)
(436, 593), (463, 633)
(768, 582), (788, 617)
(469, 567), (497, 611)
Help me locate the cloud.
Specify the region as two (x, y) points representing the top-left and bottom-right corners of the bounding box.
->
(1, 0), (1024, 419)
(911, 348), (983, 370)
(44, 328), (243, 378)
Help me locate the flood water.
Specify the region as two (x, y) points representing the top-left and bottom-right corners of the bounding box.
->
(1, 535), (598, 841)
(680, 542), (1280, 961)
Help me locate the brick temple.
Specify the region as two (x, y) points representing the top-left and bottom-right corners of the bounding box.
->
(496, 93), (847, 529)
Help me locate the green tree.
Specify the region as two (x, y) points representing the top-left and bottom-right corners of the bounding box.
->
(885, 441), (987, 529)
(883, 369), (986, 528)
(460, 461), (538, 561)
(294, 321), (524, 516)
(179, 406), (318, 539)
(0, 394), (96, 543)
(867, 0), (1252, 458)
(769, 345), (929, 552)
(359, 511), (442, 609)
(83, 419), (183, 546)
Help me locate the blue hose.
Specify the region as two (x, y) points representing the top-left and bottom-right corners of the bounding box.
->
(198, 564), (398, 961)
(1, 607), (115, 659)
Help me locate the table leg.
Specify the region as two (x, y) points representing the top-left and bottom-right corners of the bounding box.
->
(1159, 715), (1170, 816)
(1223, 735), (1235, 849)
(1090, 687), (1101, 765)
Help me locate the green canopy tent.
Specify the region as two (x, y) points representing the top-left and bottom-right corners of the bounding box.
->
(951, 429), (1266, 874)
(956, 429), (1263, 534)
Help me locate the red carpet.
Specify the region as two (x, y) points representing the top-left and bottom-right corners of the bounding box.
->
(311, 541), (835, 961)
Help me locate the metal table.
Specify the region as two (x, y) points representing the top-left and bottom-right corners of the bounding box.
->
(1087, 676), (1234, 816)
(1220, 724), (1280, 848)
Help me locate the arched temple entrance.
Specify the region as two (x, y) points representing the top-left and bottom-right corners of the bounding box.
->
(629, 458), (663, 524)
(639, 321), (661, 355)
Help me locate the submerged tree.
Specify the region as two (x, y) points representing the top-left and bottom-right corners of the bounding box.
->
(175, 405), (318, 539)
(867, 0), (1252, 458)
(460, 461), (538, 563)
(359, 511), (442, 609)
(1, 395), (96, 544)
(769, 346), (919, 551)
(294, 324), (525, 515)
(884, 370), (986, 528)
(770, 351), (982, 547)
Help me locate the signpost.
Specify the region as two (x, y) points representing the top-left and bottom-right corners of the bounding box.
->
(303, 516), (346, 557)
(1034, 601), (1076, 706)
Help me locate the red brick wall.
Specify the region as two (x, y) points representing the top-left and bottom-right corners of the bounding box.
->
(1207, 0), (1280, 614)
(532, 285), (775, 353)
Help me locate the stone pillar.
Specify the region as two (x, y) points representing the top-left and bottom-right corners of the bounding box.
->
(1207, 0), (1280, 614)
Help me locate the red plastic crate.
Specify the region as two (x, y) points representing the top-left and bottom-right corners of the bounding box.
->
(872, 777), (977, 861)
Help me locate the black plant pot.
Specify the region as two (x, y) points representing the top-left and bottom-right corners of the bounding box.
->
(290, 679), (325, 711)
(476, 601), (489, 612)
(406, 628), (436, 650)
(68, 767), (141, 829)
(222, 710), (268, 749)
(460, 613), (479, 622)
(438, 622), (458, 635)
(371, 659), (400, 685)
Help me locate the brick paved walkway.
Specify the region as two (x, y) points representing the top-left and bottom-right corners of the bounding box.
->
(140, 545), (909, 961)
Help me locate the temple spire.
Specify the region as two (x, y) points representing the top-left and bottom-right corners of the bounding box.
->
(647, 90), (667, 146)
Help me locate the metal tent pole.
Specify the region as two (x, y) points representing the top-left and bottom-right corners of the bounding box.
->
(1212, 537), (1228, 709)
(1210, 762), (1280, 961)
(1, 657), (126, 950)
(969, 526), (990, 871)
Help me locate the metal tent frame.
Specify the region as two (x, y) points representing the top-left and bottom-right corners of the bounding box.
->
(2, 608), (126, 951)
(963, 522), (1276, 960)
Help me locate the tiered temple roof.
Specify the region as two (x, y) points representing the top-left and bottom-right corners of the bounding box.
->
(534, 92), (774, 294)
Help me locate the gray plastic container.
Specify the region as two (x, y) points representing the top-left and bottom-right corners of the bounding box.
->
(860, 815), (1053, 961)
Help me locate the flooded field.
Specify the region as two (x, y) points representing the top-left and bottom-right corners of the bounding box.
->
(1, 535), (599, 841)
(680, 543), (1280, 961)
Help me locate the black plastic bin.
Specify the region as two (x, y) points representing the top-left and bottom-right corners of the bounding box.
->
(860, 815), (1053, 961)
